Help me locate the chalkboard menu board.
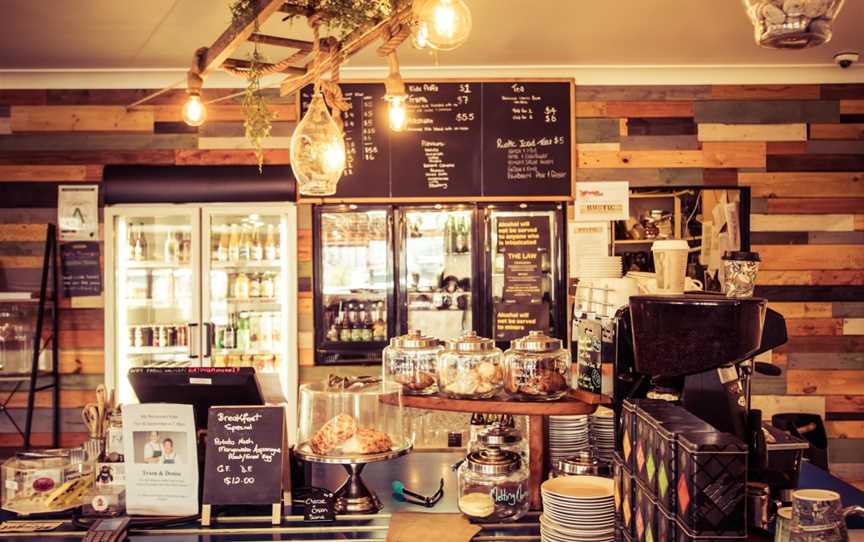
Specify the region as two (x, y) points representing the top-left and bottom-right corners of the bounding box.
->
(60, 241), (102, 297)
(300, 84), (390, 198)
(203, 406), (285, 506)
(299, 80), (572, 199)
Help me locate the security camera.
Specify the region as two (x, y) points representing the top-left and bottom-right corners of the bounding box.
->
(834, 52), (860, 69)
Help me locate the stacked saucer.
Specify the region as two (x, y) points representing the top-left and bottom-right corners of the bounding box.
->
(548, 415), (589, 464)
(578, 256), (623, 280)
(541, 475), (615, 542)
(589, 406), (616, 462)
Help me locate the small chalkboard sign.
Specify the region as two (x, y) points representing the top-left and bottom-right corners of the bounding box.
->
(60, 241), (102, 297)
(201, 406), (286, 526)
(298, 487), (336, 522)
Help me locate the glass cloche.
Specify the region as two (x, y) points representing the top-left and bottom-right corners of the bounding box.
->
(296, 379), (413, 460)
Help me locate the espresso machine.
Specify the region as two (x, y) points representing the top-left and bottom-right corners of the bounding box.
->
(612, 293), (808, 508)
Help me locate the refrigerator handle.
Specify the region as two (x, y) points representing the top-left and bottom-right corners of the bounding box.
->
(188, 322), (199, 359)
(203, 322), (214, 360)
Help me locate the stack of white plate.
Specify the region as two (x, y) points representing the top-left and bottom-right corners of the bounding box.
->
(578, 256), (623, 279)
(548, 415), (590, 464)
(589, 406), (616, 463)
(540, 475), (616, 542)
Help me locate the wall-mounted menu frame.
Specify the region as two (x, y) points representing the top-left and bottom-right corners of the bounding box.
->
(297, 79), (575, 202)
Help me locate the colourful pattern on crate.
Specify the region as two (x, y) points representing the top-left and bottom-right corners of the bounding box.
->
(658, 461), (669, 500)
(677, 471), (690, 517)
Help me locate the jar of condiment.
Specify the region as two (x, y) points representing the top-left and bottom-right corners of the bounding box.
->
(503, 331), (571, 401)
(383, 329), (442, 395)
(470, 424), (526, 460)
(436, 332), (503, 399)
(457, 448), (529, 522)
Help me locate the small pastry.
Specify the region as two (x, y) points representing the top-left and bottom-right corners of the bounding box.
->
(782, 0), (805, 16)
(802, 0), (829, 18)
(310, 414), (357, 455)
(762, 2), (787, 24)
(342, 426), (393, 454)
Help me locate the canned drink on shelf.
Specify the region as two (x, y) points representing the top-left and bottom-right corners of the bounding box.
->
(141, 325), (153, 347)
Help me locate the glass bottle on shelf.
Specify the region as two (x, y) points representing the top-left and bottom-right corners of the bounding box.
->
(327, 313), (340, 342)
(338, 306), (351, 342)
(259, 312), (272, 351)
(223, 314), (236, 350)
(132, 223), (143, 261)
(249, 273), (261, 298)
(234, 272), (250, 300)
(373, 302), (387, 342)
(216, 227), (229, 262)
(456, 217), (468, 253)
(228, 224), (240, 262)
(361, 308), (373, 342)
(239, 224), (251, 261)
(163, 228), (175, 263)
(249, 313), (260, 351)
(265, 224), (278, 261)
(139, 223), (148, 261)
(252, 224), (264, 261)
(128, 224), (137, 260)
(236, 313), (250, 351)
(449, 215), (458, 253)
(261, 273), (274, 299)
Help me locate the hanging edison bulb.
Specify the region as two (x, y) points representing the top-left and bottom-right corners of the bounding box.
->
(384, 51), (409, 132)
(182, 92), (207, 127)
(290, 90), (346, 196)
(413, 0), (472, 51)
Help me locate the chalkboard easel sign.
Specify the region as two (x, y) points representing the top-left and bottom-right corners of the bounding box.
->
(201, 406), (286, 526)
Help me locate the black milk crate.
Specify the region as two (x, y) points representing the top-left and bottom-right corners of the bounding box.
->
(654, 416), (715, 515)
(634, 400), (677, 497)
(676, 432), (747, 537)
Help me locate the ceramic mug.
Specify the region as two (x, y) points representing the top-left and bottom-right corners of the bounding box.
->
(790, 489), (864, 542)
(775, 506), (792, 542)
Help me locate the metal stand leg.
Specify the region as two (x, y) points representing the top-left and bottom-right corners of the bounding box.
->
(333, 463), (382, 514)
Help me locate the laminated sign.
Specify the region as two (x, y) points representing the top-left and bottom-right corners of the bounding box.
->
(573, 182), (629, 222)
(57, 185), (98, 241)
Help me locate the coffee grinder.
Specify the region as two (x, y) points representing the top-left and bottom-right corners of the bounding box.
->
(612, 293), (807, 509)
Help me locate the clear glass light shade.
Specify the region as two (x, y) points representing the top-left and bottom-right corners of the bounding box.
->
(181, 94), (206, 126)
(290, 92), (347, 196)
(742, 0), (846, 49)
(413, 0), (472, 51)
(387, 95), (407, 132)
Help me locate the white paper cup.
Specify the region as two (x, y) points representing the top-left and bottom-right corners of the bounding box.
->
(651, 240), (690, 294)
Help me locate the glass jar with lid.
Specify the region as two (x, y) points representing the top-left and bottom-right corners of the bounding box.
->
(383, 329), (442, 395)
(503, 331), (571, 401)
(436, 331), (503, 399)
(457, 448), (529, 522)
(470, 424), (527, 460)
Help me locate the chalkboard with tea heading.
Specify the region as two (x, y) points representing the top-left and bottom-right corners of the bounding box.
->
(299, 80), (572, 198)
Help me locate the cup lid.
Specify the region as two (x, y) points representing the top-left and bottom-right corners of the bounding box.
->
(390, 329), (440, 349)
(650, 240), (690, 251)
(511, 330), (562, 352)
(446, 331), (497, 353)
(722, 251), (761, 262)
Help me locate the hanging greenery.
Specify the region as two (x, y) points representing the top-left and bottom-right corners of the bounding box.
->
(242, 49), (277, 173)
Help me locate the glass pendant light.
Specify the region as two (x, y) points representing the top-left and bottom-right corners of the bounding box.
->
(182, 91), (207, 127)
(742, 0), (846, 49)
(290, 89), (347, 196)
(384, 51), (409, 132)
(413, 0), (472, 51)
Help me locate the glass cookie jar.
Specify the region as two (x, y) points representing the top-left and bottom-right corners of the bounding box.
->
(436, 332), (503, 399)
(457, 448), (529, 522)
(503, 331), (571, 401)
(383, 330), (442, 395)
(470, 424), (527, 460)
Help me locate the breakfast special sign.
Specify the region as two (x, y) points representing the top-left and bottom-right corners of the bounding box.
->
(573, 181), (629, 222)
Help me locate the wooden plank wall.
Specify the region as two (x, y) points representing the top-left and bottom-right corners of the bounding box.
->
(1, 84), (863, 484)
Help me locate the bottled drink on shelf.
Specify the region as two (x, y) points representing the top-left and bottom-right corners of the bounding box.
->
(228, 224), (240, 262)
(261, 272), (275, 299)
(179, 233), (191, 264)
(128, 224), (137, 260)
(456, 216), (469, 253)
(248, 312), (261, 351)
(216, 226), (229, 262)
(132, 223), (143, 261)
(236, 313), (250, 351)
(252, 224), (264, 261)
(249, 273), (261, 298)
(271, 314), (281, 348)
(338, 309), (351, 342)
(163, 228), (175, 264)
(373, 302), (386, 342)
(223, 315), (236, 350)
(265, 224), (278, 261)
(361, 309), (373, 342)
(233, 272), (250, 300)
(259, 312), (273, 351)
(138, 223), (148, 261)
(239, 224), (252, 261)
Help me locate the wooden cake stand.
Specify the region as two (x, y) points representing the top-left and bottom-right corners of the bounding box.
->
(382, 389), (610, 509)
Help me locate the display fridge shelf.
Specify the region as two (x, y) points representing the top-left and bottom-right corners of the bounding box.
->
(210, 260), (281, 269)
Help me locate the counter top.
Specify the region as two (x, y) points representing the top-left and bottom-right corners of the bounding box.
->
(1, 453), (861, 541)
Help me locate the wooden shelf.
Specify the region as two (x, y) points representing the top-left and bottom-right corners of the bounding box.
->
(388, 391), (605, 415)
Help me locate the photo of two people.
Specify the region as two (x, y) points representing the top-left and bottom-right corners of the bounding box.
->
(132, 431), (186, 465)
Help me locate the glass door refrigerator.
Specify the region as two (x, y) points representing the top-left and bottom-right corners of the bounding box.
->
(395, 205), (479, 341)
(105, 204), (298, 433)
(313, 205), (393, 364)
(480, 203), (568, 349)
